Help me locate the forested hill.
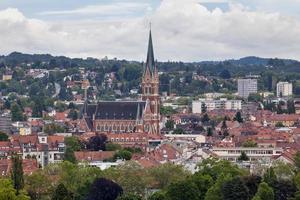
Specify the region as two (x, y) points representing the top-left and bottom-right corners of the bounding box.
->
(2, 52), (300, 81)
(0, 52), (299, 69)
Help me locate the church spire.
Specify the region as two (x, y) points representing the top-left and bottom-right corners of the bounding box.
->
(144, 28), (155, 76)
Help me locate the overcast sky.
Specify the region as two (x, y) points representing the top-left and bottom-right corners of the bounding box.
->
(1, 0), (300, 61)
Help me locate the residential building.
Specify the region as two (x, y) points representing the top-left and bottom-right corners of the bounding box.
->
(212, 147), (283, 163)
(238, 79), (257, 98)
(192, 98), (242, 113)
(277, 82), (292, 97)
(12, 134), (65, 168)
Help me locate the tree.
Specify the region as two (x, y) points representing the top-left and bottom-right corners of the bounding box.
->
(0, 179), (30, 200)
(238, 152), (250, 161)
(67, 109), (78, 120)
(165, 120), (175, 130)
(172, 128), (185, 134)
(221, 120), (227, 130)
(205, 174), (232, 200)
(11, 155), (24, 194)
(242, 175), (262, 200)
(287, 100), (295, 114)
(272, 180), (296, 200)
(263, 167), (277, 186)
(201, 113), (210, 123)
(52, 183), (71, 200)
(220, 69), (231, 79)
(275, 122), (285, 127)
(252, 182), (274, 200)
(201, 103), (207, 113)
(234, 111), (243, 123)
(113, 150), (132, 161)
(294, 151), (300, 171)
(11, 103), (24, 121)
(105, 162), (147, 196)
(106, 143), (122, 151)
(64, 136), (82, 163)
(117, 193), (142, 200)
(242, 140), (257, 147)
(207, 127), (213, 137)
(25, 170), (52, 200)
(86, 178), (123, 200)
(148, 163), (190, 189)
(166, 179), (200, 200)
(148, 191), (167, 200)
(191, 174), (214, 200)
(222, 177), (250, 200)
(86, 134), (107, 151)
(0, 132), (8, 141)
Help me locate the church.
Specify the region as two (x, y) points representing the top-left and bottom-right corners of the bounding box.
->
(80, 30), (160, 135)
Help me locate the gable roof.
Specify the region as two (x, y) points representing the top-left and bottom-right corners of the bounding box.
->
(92, 101), (146, 120)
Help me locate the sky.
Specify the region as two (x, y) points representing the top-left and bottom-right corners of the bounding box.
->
(0, 0), (300, 61)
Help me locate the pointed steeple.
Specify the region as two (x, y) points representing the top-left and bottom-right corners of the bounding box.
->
(144, 28), (155, 76)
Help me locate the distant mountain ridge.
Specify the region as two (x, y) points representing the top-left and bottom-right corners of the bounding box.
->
(0, 52), (299, 66)
(200, 56), (299, 66)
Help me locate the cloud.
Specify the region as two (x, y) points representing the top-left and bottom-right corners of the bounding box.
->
(1, 0), (300, 61)
(38, 2), (152, 18)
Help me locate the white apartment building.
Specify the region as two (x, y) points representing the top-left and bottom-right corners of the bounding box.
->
(238, 79), (257, 98)
(212, 147), (283, 163)
(192, 98), (242, 113)
(277, 82), (292, 97)
(21, 134), (65, 168)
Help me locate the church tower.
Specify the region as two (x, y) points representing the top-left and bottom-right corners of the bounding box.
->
(141, 29), (160, 134)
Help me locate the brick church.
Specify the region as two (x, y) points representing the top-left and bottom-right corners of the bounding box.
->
(80, 30), (160, 135)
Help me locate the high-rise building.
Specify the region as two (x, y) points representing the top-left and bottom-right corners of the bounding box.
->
(238, 79), (257, 98)
(276, 82), (292, 97)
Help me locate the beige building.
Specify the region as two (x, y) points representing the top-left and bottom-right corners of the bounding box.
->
(277, 82), (292, 97)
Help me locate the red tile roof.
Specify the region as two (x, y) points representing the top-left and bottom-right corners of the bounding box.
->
(74, 151), (115, 162)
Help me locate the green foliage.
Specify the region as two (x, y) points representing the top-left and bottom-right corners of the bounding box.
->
(197, 158), (247, 181)
(294, 151), (300, 171)
(148, 191), (167, 200)
(148, 163), (190, 189)
(24, 169), (52, 200)
(0, 132), (9, 141)
(64, 136), (83, 163)
(11, 155), (24, 194)
(11, 102), (25, 121)
(106, 143), (122, 151)
(221, 177), (250, 200)
(234, 111), (243, 123)
(160, 106), (177, 116)
(172, 128), (185, 134)
(113, 150), (132, 161)
(117, 193), (142, 200)
(263, 167), (277, 186)
(165, 120), (175, 130)
(52, 183), (72, 200)
(67, 109), (78, 120)
(191, 174), (214, 200)
(166, 179), (200, 200)
(238, 152), (250, 161)
(248, 93), (263, 102)
(242, 140), (257, 147)
(0, 179), (30, 200)
(44, 123), (65, 134)
(275, 122), (285, 127)
(86, 178), (123, 200)
(252, 182), (274, 200)
(205, 174), (232, 200)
